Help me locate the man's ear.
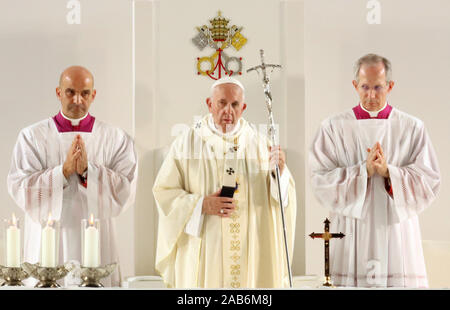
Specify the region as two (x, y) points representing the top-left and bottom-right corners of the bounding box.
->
(387, 81), (395, 93)
(242, 103), (247, 112)
(56, 87), (62, 99)
(206, 97), (212, 111)
(91, 89), (97, 100)
(352, 80), (358, 90)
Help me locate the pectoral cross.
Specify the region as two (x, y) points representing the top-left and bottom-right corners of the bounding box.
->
(309, 218), (345, 287)
(226, 168), (235, 175)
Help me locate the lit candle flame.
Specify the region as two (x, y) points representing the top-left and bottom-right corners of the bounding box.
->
(89, 213), (94, 226)
(47, 213), (53, 227)
(11, 213), (17, 227)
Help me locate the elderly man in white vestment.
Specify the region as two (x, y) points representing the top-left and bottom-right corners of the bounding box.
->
(7, 66), (137, 286)
(153, 77), (297, 288)
(309, 54), (441, 288)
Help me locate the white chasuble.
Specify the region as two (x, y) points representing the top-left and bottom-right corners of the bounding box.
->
(153, 114), (297, 288)
(7, 118), (137, 287)
(309, 108), (440, 288)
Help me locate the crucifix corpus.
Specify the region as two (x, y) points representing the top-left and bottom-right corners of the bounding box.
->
(309, 218), (345, 287)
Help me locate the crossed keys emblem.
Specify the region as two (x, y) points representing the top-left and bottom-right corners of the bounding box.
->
(226, 168), (235, 175)
(192, 11), (247, 80)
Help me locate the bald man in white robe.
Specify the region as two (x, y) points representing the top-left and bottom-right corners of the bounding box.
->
(7, 66), (137, 287)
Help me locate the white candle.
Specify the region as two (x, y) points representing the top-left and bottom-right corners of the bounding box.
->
(83, 214), (99, 267)
(6, 213), (20, 268)
(41, 216), (56, 267)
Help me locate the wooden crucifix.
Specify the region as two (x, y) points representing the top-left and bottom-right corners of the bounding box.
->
(309, 218), (345, 287)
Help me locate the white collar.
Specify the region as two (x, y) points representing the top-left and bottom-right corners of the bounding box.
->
(61, 111), (88, 126)
(360, 101), (387, 118)
(207, 114), (241, 137)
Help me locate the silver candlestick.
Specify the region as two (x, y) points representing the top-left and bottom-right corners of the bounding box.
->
(0, 265), (29, 286)
(79, 263), (117, 287)
(22, 262), (73, 288)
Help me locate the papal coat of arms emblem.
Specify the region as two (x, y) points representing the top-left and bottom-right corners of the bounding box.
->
(192, 11), (248, 80)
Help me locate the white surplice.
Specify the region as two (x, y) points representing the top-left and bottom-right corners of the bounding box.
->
(309, 107), (441, 288)
(153, 114), (297, 288)
(7, 118), (137, 287)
